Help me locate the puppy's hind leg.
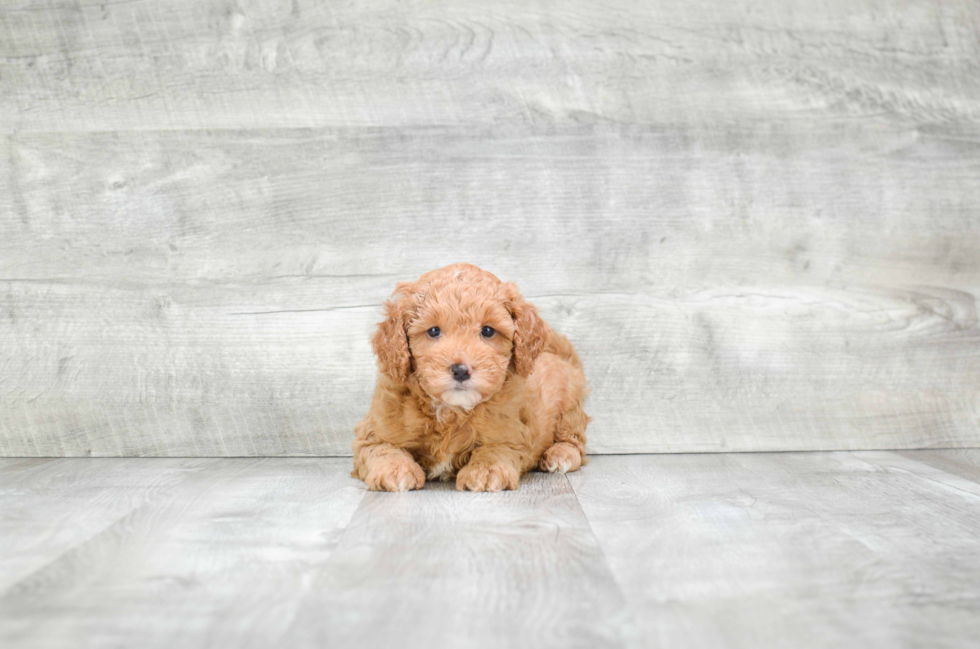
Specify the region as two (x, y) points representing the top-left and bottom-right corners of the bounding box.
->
(539, 404), (590, 474)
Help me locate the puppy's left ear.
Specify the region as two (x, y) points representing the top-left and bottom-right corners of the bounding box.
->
(499, 282), (549, 377)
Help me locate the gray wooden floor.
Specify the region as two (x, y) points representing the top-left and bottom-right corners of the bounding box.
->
(2, 451), (979, 648)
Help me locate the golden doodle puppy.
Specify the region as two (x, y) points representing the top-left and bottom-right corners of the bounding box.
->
(353, 263), (590, 492)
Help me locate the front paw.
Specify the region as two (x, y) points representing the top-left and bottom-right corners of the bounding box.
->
(456, 461), (520, 492)
(365, 458), (426, 492)
(539, 442), (583, 474)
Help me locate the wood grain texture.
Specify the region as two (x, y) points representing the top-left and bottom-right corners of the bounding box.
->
(281, 473), (638, 649)
(3, 453), (979, 648)
(2, 1), (980, 456)
(0, 458), (365, 649)
(0, 458), (213, 592)
(1, 0), (978, 131)
(897, 449), (980, 484)
(2, 125), (979, 455)
(569, 453), (980, 649)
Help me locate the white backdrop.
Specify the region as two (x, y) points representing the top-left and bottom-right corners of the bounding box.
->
(2, 0), (979, 456)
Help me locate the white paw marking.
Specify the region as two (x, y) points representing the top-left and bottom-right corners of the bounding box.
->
(554, 457), (574, 473)
(544, 453), (575, 473)
(427, 458), (455, 481)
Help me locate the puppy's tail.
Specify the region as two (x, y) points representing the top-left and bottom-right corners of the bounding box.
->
(543, 330), (583, 369)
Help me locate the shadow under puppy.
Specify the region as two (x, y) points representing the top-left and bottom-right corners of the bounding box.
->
(352, 263), (590, 492)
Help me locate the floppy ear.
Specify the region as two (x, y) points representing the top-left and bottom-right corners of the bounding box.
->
(500, 282), (549, 377)
(372, 281), (417, 383)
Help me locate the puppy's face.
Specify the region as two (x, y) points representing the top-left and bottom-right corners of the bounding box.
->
(372, 264), (548, 410)
(406, 284), (515, 409)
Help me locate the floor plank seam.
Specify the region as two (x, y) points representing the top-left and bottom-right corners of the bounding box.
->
(0, 460), (217, 598)
(563, 472), (644, 648)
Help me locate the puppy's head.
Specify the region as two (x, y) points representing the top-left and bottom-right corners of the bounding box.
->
(372, 264), (548, 409)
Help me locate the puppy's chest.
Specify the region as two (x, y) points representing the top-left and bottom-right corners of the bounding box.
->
(417, 422), (476, 481)
(425, 455), (457, 481)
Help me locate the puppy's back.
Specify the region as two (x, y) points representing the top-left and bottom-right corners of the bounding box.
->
(543, 330), (583, 370)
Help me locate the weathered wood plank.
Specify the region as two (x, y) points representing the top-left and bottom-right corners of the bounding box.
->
(5, 125), (980, 288)
(0, 459), (57, 484)
(281, 473), (637, 648)
(2, 125), (979, 455)
(569, 453), (980, 649)
(4, 454), (980, 648)
(1, 0), (978, 131)
(897, 449), (980, 484)
(0, 458), (214, 592)
(0, 458), (365, 649)
(2, 282), (978, 456)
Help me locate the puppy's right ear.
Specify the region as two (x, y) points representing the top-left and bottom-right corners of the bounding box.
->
(372, 281), (417, 383)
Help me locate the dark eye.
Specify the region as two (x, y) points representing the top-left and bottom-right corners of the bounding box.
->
(481, 326), (495, 338)
(426, 326), (441, 338)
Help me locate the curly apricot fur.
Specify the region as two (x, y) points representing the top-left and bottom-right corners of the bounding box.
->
(352, 264), (590, 492)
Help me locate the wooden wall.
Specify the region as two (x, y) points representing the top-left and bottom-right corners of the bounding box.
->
(1, 0), (979, 456)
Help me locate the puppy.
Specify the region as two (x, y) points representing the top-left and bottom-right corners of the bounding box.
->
(352, 263), (590, 492)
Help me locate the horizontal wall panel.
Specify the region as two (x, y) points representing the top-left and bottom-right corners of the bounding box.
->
(1, 282), (978, 456)
(1, 0), (978, 132)
(2, 124), (978, 455)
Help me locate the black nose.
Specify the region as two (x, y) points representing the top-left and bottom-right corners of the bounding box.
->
(450, 364), (471, 382)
